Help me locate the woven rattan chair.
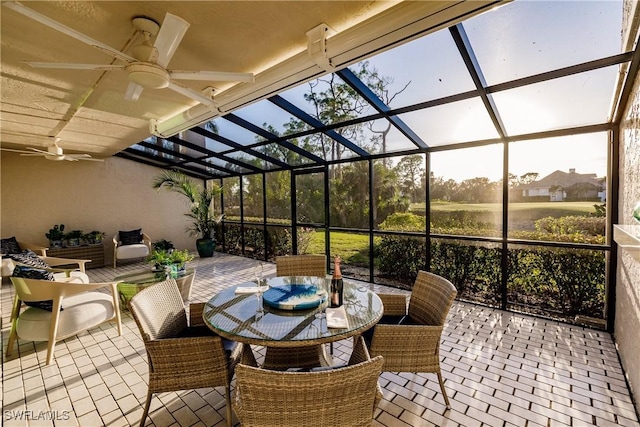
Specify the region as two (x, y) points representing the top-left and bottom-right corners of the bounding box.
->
(270, 254), (328, 368)
(367, 271), (457, 408)
(233, 336), (384, 427)
(275, 254), (326, 277)
(128, 278), (245, 427)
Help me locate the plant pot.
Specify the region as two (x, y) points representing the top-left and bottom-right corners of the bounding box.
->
(49, 240), (63, 248)
(196, 238), (215, 258)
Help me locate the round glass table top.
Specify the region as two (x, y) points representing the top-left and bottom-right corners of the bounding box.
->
(114, 267), (194, 284)
(203, 276), (383, 347)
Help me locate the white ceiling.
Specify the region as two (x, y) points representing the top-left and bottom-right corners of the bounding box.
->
(0, 1), (503, 158)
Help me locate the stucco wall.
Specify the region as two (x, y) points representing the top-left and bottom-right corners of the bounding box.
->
(616, 0), (640, 415)
(0, 153), (199, 265)
(618, 75), (640, 414)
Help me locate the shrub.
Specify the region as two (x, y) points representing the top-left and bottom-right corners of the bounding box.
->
(215, 219), (312, 259)
(508, 246), (604, 318)
(378, 212), (424, 231)
(376, 235), (426, 282)
(431, 240), (502, 306)
(535, 215), (605, 237)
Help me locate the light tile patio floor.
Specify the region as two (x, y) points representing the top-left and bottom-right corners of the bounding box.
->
(2, 253), (639, 426)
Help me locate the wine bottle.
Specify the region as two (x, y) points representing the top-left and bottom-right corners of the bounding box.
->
(330, 256), (344, 308)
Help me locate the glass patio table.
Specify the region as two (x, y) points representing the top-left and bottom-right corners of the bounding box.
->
(202, 276), (383, 369)
(114, 267), (195, 308)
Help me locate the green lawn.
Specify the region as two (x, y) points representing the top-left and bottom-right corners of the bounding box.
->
(427, 201), (596, 214)
(306, 231), (371, 265)
(302, 202), (601, 262)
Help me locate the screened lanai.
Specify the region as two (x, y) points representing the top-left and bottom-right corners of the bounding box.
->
(118, 0), (639, 331)
(2, 0), (640, 425)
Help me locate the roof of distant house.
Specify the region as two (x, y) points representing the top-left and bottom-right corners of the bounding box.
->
(518, 170), (604, 189)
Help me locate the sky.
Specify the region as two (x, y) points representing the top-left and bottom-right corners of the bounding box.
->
(432, 132), (608, 182)
(211, 0), (621, 184)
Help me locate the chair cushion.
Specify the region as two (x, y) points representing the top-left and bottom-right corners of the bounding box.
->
(119, 229), (142, 246)
(12, 265), (57, 311)
(116, 243), (149, 259)
(1, 237), (21, 254)
(179, 326), (239, 354)
(52, 271), (90, 284)
(16, 291), (115, 342)
(1, 258), (14, 277)
(363, 314), (407, 345)
(7, 250), (50, 269)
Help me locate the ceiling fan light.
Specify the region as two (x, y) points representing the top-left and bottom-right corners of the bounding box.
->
(126, 63), (170, 89)
(48, 145), (63, 156)
(131, 41), (158, 63)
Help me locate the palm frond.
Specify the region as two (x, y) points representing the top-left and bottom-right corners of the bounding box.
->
(153, 170), (223, 239)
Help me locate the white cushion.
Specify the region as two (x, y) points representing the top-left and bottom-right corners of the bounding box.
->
(16, 292), (115, 342)
(116, 243), (149, 260)
(53, 271), (90, 284)
(1, 258), (14, 277)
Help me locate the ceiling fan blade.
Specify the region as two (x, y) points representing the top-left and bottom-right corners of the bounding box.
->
(167, 81), (216, 106)
(124, 81), (145, 101)
(26, 62), (125, 71)
(3, 1), (135, 63)
(19, 153), (47, 157)
(75, 157), (104, 162)
(154, 13), (189, 68)
(26, 147), (51, 155)
(0, 147), (32, 154)
(170, 70), (255, 83)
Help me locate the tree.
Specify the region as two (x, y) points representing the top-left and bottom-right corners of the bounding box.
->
(230, 62), (411, 227)
(395, 155), (424, 202)
(454, 177), (500, 203)
(429, 173), (458, 201)
(298, 61), (410, 176)
(330, 160), (409, 228)
(509, 171), (539, 188)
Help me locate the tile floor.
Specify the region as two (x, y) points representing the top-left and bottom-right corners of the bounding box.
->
(2, 253), (639, 427)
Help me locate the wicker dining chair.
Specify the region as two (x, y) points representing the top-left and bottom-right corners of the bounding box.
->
(233, 336), (384, 427)
(366, 271), (457, 408)
(275, 254), (326, 277)
(271, 254), (328, 368)
(128, 278), (246, 427)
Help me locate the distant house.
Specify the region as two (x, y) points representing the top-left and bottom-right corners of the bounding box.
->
(516, 169), (606, 202)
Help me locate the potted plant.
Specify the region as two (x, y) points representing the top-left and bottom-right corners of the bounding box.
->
(45, 224), (65, 248)
(64, 230), (83, 246)
(147, 249), (173, 271)
(147, 248), (194, 274)
(84, 230), (105, 245)
(152, 239), (175, 251)
(169, 249), (194, 272)
(153, 170), (223, 258)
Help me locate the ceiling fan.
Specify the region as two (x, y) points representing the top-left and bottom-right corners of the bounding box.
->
(4, 1), (255, 106)
(1, 138), (104, 162)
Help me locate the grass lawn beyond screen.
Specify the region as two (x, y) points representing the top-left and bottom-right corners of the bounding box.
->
(427, 201), (597, 215)
(305, 201), (601, 264)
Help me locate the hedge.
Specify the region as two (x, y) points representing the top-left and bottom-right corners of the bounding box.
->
(216, 212), (607, 321)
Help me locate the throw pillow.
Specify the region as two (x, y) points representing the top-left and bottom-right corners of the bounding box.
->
(119, 229), (143, 246)
(12, 265), (60, 312)
(7, 249), (50, 269)
(1, 236), (21, 254)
